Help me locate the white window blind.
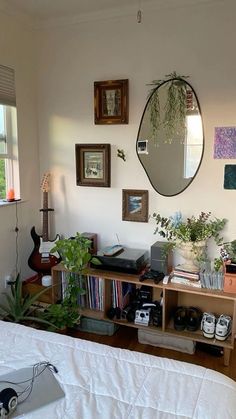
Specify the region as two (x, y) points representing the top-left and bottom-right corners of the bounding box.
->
(0, 65), (16, 107)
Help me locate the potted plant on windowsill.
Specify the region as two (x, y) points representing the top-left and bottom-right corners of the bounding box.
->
(152, 211), (227, 272)
(48, 232), (101, 332)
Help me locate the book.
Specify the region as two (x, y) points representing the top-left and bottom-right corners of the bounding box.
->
(174, 265), (199, 278)
(171, 276), (201, 288)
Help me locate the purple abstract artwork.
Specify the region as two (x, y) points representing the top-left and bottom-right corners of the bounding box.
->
(214, 127), (236, 159)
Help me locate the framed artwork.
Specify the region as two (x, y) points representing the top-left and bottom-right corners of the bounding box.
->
(75, 143), (111, 187)
(224, 164), (236, 189)
(214, 126), (236, 159)
(94, 79), (129, 124)
(122, 189), (148, 222)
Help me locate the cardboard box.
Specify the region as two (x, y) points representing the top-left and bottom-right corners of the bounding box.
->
(224, 273), (236, 294)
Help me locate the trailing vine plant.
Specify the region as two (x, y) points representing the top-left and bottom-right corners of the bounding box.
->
(147, 72), (189, 145)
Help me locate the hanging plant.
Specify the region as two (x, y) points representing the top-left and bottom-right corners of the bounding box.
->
(147, 72), (189, 145)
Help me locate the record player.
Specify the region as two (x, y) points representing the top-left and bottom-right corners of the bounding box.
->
(91, 247), (149, 274)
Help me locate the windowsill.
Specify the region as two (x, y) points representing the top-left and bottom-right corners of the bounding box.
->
(0, 199), (24, 207)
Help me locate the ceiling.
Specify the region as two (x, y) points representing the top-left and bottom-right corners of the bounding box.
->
(0, 0), (225, 26)
(0, 0), (149, 21)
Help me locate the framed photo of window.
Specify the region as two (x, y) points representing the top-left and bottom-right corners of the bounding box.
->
(122, 189), (148, 222)
(75, 143), (111, 187)
(94, 79), (129, 124)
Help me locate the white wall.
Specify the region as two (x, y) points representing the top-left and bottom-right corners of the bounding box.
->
(1, 1), (235, 288)
(0, 12), (40, 288)
(36, 1), (236, 262)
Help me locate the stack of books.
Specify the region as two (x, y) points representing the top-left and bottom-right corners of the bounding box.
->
(170, 265), (201, 288)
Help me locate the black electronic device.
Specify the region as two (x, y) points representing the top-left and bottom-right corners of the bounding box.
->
(91, 248), (149, 274)
(150, 241), (173, 275)
(0, 387), (18, 417)
(226, 263), (236, 274)
(140, 269), (165, 283)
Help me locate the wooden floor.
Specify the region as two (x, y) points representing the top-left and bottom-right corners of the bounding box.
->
(69, 325), (236, 381)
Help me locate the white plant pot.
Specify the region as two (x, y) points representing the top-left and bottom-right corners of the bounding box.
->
(177, 241), (206, 273)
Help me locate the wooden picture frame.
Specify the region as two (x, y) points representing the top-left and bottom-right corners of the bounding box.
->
(94, 79), (129, 124)
(75, 144), (111, 187)
(122, 189), (148, 222)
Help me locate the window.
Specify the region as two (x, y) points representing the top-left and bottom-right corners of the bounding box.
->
(184, 114), (203, 179)
(0, 64), (19, 200)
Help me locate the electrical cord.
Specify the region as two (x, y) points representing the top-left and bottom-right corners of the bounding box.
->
(14, 200), (19, 276)
(0, 362), (58, 404)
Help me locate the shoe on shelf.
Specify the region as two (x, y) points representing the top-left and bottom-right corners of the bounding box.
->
(174, 307), (186, 331)
(186, 307), (202, 332)
(201, 312), (216, 338)
(215, 314), (232, 341)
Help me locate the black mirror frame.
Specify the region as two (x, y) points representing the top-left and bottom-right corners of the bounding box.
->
(136, 77), (205, 197)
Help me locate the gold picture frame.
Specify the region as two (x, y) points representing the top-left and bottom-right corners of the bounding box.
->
(122, 189), (148, 222)
(75, 143), (111, 187)
(94, 79), (129, 124)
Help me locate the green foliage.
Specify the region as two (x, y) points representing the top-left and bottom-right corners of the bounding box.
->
(152, 211), (227, 247)
(42, 302), (80, 330)
(147, 72), (189, 145)
(52, 232), (100, 274)
(214, 257), (223, 272)
(0, 274), (54, 327)
(49, 233), (101, 331)
(221, 240), (236, 262)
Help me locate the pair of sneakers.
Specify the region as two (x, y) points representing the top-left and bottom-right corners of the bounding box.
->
(201, 312), (232, 341)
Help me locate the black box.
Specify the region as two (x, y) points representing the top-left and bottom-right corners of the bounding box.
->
(92, 248), (149, 274)
(151, 241), (173, 275)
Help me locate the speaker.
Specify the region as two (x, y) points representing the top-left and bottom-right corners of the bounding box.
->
(82, 233), (97, 254)
(150, 241), (173, 275)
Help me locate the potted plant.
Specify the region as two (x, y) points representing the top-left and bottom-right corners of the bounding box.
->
(152, 211), (227, 271)
(42, 302), (80, 332)
(0, 273), (55, 328)
(50, 233), (100, 330)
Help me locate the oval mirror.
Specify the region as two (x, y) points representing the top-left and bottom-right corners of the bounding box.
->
(136, 76), (204, 196)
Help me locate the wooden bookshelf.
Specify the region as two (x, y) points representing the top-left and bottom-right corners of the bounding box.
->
(52, 263), (236, 366)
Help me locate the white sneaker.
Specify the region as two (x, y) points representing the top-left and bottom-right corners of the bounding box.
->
(201, 312), (216, 338)
(215, 314), (232, 341)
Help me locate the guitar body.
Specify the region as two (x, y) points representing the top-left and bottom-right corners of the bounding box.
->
(28, 226), (61, 274)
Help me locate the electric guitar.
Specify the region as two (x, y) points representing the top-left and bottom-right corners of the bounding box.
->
(28, 173), (61, 274)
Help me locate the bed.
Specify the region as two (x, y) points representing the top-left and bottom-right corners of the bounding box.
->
(0, 320), (236, 419)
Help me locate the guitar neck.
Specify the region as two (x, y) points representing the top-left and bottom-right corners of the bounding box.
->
(42, 191), (49, 242)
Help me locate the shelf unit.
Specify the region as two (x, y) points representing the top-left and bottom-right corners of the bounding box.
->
(51, 263), (236, 366)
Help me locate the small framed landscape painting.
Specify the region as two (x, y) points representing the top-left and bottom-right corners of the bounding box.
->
(75, 143), (111, 187)
(94, 79), (129, 124)
(122, 189), (148, 222)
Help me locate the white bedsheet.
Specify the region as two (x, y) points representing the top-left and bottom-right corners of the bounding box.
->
(0, 320), (235, 419)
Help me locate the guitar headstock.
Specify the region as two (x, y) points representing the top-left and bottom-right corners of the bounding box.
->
(41, 172), (50, 193)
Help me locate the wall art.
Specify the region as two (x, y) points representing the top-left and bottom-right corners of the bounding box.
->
(75, 143), (110, 187)
(122, 189), (148, 222)
(224, 164), (236, 189)
(214, 127), (236, 159)
(94, 79), (128, 124)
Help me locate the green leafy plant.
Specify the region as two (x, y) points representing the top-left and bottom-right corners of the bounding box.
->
(42, 302), (80, 331)
(50, 233), (101, 330)
(153, 211), (227, 247)
(214, 257), (224, 272)
(0, 274), (54, 327)
(220, 240), (236, 263)
(147, 72), (189, 145)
